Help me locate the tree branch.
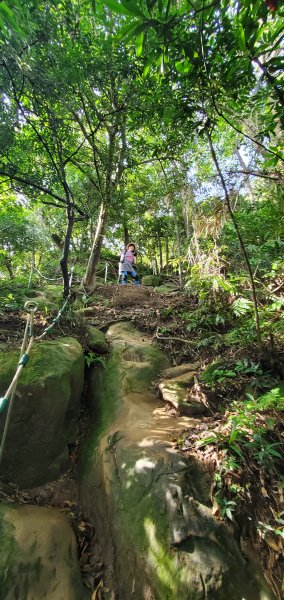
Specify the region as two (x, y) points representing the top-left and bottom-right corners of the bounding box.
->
(225, 169), (282, 182)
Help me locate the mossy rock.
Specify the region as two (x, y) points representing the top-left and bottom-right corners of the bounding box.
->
(87, 323), (168, 433)
(24, 289), (46, 299)
(0, 337), (84, 488)
(141, 275), (161, 286)
(81, 323), (274, 600)
(0, 504), (89, 600)
(45, 284), (64, 297)
(86, 326), (108, 354)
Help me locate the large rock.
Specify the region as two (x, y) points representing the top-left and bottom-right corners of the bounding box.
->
(0, 504), (88, 600)
(81, 323), (274, 600)
(86, 326), (108, 354)
(0, 337), (84, 488)
(159, 367), (208, 416)
(162, 362), (200, 379)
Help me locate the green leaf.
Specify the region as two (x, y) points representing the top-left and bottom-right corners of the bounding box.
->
(229, 443), (244, 458)
(226, 508), (233, 520)
(118, 19), (142, 40)
(198, 435), (218, 447)
(135, 30), (144, 56)
(237, 25), (247, 52)
(121, 0), (146, 17)
(143, 55), (153, 77)
(229, 418), (238, 443)
(103, 0), (133, 15)
(175, 60), (185, 74)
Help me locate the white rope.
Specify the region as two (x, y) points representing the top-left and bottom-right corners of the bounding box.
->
(0, 266), (75, 465)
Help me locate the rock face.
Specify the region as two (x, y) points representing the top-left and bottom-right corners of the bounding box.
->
(0, 504), (88, 600)
(0, 337), (84, 488)
(86, 326), (108, 353)
(81, 322), (274, 600)
(159, 363), (208, 416)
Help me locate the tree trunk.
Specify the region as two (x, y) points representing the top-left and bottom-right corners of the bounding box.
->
(60, 207), (74, 297)
(124, 226), (129, 247)
(174, 220), (183, 287)
(82, 202), (108, 293)
(206, 127), (262, 355)
(165, 235), (169, 274)
(181, 185), (191, 238)
(123, 208), (129, 247)
(51, 233), (64, 250)
(4, 257), (14, 280)
(154, 255), (159, 275)
(158, 235), (163, 273)
(252, 56), (284, 114)
(27, 250), (35, 289)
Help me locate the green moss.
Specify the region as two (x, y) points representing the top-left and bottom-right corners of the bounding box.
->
(142, 275), (161, 286)
(86, 326), (108, 354)
(0, 338), (84, 487)
(45, 284), (64, 300)
(154, 285), (178, 293)
(23, 296), (57, 314)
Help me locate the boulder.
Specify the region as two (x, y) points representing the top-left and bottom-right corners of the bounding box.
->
(0, 504), (88, 600)
(86, 326), (108, 354)
(159, 368), (208, 416)
(76, 306), (97, 317)
(81, 323), (273, 600)
(141, 274), (161, 286)
(45, 284), (64, 301)
(0, 337), (84, 488)
(24, 289), (46, 299)
(162, 362), (200, 379)
(154, 284), (179, 293)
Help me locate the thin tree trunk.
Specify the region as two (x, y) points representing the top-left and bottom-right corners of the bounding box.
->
(27, 250), (35, 289)
(154, 255), (159, 275)
(124, 225), (129, 247)
(60, 207), (74, 297)
(181, 185), (190, 238)
(123, 200), (129, 247)
(165, 235), (169, 274)
(252, 56), (284, 112)
(4, 258), (14, 279)
(174, 219), (183, 287)
(51, 233), (64, 250)
(170, 199), (183, 286)
(158, 235), (163, 272)
(82, 202), (108, 293)
(205, 127), (262, 354)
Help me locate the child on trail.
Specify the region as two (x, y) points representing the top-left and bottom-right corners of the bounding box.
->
(119, 242), (140, 285)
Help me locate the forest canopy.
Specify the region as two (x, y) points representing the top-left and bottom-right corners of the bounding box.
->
(0, 0), (283, 339)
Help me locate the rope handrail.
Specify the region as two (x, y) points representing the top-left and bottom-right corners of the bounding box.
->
(0, 266), (74, 465)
